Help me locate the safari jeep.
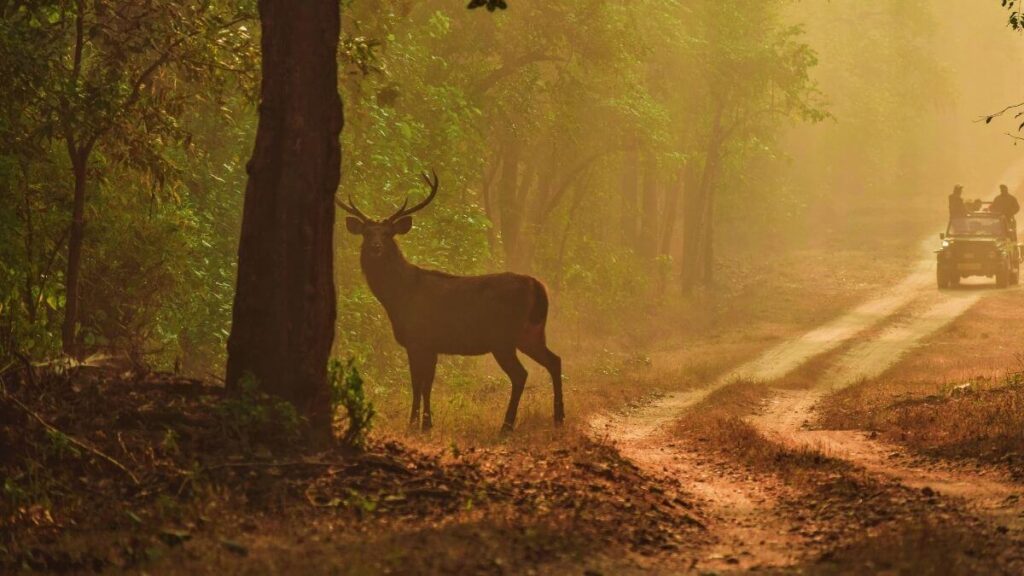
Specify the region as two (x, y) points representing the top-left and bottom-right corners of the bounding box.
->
(937, 211), (1022, 289)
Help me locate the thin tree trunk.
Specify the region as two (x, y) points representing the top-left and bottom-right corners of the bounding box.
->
(479, 156), (501, 255)
(639, 152), (659, 259)
(226, 0), (342, 443)
(680, 150), (720, 292)
(659, 166), (685, 256)
(702, 183), (715, 285)
(552, 176), (590, 291)
(61, 151), (88, 357)
(620, 146), (639, 249)
(680, 109), (725, 294)
(679, 171), (705, 293)
(497, 141), (530, 270)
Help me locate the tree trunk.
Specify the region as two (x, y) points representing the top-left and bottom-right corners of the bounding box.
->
(702, 182), (715, 286)
(680, 108), (725, 294)
(619, 146), (639, 249)
(659, 166), (685, 256)
(681, 147), (721, 292)
(679, 168), (706, 294)
(497, 141), (530, 270)
(479, 157), (501, 254)
(639, 152), (659, 259)
(226, 0), (342, 443)
(61, 151), (88, 357)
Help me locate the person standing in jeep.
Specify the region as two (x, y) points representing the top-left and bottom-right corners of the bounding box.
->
(949, 185), (967, 218)
(991, 184), (1020, 217)
(990, 184), (1019, 239)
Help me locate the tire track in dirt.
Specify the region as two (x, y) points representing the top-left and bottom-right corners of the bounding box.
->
(592, 418), (807, 572)
(590, 252), (944, 570)
(750, 286), (1024, 534)
(602, 256), (936, 443)
(591, 245), (1022, 569)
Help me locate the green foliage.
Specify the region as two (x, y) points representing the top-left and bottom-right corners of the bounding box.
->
(329, 359), (376, 451)
(0, 0), (255, 364)
(44, 428), (80, 460)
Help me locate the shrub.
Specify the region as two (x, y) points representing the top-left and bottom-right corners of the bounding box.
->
(329, 358), (375, 451)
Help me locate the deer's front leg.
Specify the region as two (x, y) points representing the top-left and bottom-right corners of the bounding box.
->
(408, 349), (437, 432)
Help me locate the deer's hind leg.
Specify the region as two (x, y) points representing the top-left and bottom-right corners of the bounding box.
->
(517, 328), (564, 425)
(408, 349), (437, 432)
(493, 347), (528, 433)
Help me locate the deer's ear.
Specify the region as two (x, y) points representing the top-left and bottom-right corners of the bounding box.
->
(392, 216), (413, 235)
(345, 217), (365, 235)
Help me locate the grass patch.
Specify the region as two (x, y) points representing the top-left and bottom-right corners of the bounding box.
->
(809, 516), (1024, 575)
(821, 374), (1024, 479)
(816, 292), (1024, 479)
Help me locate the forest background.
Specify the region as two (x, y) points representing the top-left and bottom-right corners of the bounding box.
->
(2, 0), (1022, 432)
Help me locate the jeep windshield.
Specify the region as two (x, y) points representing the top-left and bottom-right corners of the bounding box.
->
(947, 215), (1007, 238)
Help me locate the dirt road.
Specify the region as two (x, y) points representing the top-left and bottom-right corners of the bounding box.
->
(592, 245), (1024, 571)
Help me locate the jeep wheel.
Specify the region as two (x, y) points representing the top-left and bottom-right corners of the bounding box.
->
(937, 263), (949, 289)
(997, 264), (1010, 288)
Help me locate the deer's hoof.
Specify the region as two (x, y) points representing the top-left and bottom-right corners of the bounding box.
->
(421, 418), (433, 433)
(500, 422), (514, 435)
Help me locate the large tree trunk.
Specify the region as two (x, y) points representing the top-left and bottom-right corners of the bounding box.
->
(226, 0), (342, 442)
(61, 150), (88, 357)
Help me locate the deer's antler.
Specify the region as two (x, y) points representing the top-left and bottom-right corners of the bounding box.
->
(336, 195), (371, 222)
(387, 170), (439, 222)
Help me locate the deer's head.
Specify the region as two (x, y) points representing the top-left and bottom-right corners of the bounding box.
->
(338, 171), (439, 260)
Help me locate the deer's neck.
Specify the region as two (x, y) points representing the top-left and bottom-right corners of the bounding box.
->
(361, 249), (419, 312)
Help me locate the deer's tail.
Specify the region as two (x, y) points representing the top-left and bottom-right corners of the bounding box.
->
(528, 279), (549, 325)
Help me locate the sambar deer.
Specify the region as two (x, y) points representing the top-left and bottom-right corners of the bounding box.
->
(338, 172), (563, 432)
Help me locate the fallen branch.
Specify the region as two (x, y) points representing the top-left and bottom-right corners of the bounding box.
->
(0, 388), (140, 485)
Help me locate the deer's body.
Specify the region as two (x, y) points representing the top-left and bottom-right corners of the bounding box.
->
(364, 255), (542, 354)
(342, 173), (563, 432)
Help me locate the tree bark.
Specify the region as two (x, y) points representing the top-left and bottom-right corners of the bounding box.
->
(61, 150), (88, 357)
(226, 0), (342, 442)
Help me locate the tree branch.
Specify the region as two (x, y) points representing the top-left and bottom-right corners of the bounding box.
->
(977, 101), (1024, 124)
(1, 386), (141, 485)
